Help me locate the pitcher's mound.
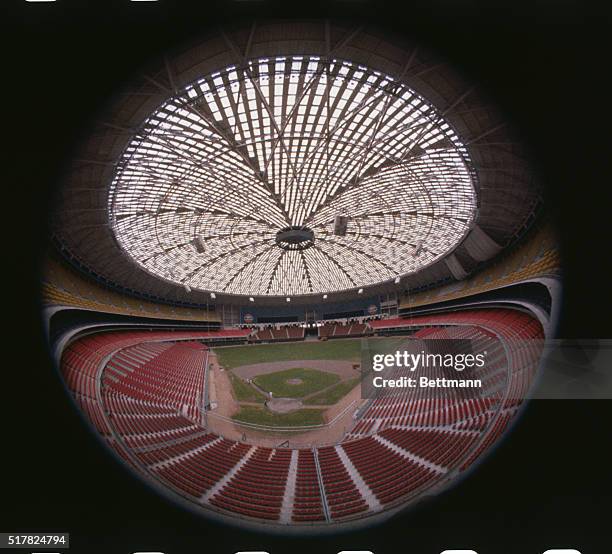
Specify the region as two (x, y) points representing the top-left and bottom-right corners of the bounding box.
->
(266, 397), (303, 413)
(286, 378), (303, 385)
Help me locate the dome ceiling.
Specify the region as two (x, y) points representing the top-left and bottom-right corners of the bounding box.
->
(51, 21), (542, 305)
(109, 55), (476, 296)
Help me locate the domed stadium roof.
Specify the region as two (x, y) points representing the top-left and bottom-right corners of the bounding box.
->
(109, 55), (476, 297)
(52, 21), (542, 305)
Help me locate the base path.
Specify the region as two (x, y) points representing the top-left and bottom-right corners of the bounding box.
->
(207, 352), (239, 418)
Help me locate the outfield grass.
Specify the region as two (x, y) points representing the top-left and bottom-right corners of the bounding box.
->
(227, 372), (266, 403)
(231, 405), (325, 427)
(214, 339), (363, 369)
(253, 367), (339, 398)
(303, 377), (361, 405)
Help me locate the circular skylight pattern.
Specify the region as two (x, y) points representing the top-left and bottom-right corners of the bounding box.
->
(109, 55), (477, 297)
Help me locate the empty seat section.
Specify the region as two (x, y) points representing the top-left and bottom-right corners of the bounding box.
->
(211, 447), (291, 521)
(341, 438), (437, 505)
(317, 447), (367, 519)
(292, 450), (325, 522)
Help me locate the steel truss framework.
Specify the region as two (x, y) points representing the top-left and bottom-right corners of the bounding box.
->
(109, 55), (478, 297)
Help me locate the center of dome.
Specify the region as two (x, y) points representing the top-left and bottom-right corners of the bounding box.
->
(275, 226), (315, 251)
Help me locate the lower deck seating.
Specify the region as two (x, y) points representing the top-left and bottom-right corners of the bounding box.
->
(292, 450), (325, 522)
(341, 437), (438, 505)
(60, 306), (544, 527)
(211, 447), (291, 520)
(378, 428), (478, 468)
(317, 446), (368, 519)
(104, 342), (208, 421)
(155, 438), (251, 498)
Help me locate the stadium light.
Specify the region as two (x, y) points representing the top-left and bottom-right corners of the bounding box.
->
(286, 297), (291, 302)
(210, 292), (216, 299)
(249, 297), (254, 302)
(323, 294), (328, 299)
(358, 288), (364, 294)
(394, 276), (401, 284)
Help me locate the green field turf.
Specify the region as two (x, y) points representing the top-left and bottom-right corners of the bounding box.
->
(232, 405), (325, 427)
(253, 367), (340, 398)
(214, 339), (363, 369)
(227, 372), (266, 403)
(303, 377), (361, 405)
